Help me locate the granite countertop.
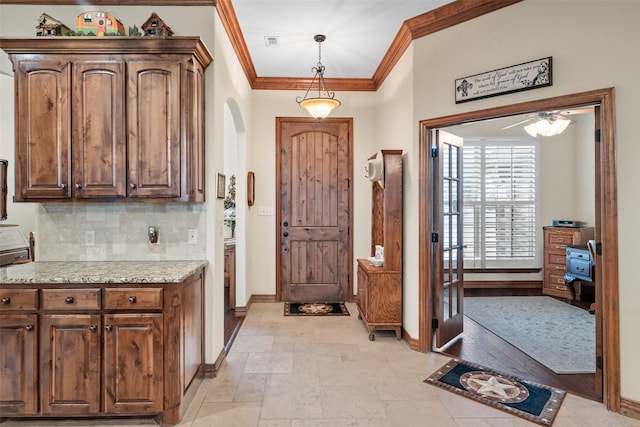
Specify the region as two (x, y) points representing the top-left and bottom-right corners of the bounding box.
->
(0, 261), (208, 285)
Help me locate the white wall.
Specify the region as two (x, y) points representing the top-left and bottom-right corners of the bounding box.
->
(401, 0), (639, 402)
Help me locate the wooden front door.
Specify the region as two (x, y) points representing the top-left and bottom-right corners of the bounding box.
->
(276, 118), (353, 302)
(433, 130), (465, 348)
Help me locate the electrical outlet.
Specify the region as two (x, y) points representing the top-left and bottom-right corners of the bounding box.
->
(188, 229), (198, 245)
(85, 230), (95, 246)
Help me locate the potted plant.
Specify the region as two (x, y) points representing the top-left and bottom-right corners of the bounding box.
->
(223, 175), (236, 237)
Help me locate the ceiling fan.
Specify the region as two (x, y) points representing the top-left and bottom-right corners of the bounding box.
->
(501, 108), (593, 136)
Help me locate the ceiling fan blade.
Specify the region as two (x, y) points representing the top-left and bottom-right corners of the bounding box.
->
(501, 118), (532, 130)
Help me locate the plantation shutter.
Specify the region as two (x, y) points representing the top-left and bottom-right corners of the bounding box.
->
(463, 138), (538, 268)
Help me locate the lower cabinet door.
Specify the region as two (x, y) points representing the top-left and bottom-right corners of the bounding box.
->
(41, 314), (102, 415)
(0, 314), (38, 415)
(103, 313), (163, 414)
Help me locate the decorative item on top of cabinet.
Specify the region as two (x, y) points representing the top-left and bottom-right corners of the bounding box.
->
(0, 37), (212, 203)
(356, 150), (403, 341)
(543, 225), (594, 299)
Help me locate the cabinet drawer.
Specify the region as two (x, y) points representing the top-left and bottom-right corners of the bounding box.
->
(104, 288), (162, 310)
(545, 232), (573, 249)
(545, 272), (568, 292)
(41, 289), (100, 310)
(0, 288), (38, 311)
(545, 251), (566, 267)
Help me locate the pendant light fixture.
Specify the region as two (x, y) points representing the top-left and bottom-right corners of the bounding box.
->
(297, 34), (341, 119)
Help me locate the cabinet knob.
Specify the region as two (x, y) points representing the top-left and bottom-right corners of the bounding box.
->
(128, 296), (137, 304)
(130, 183), (137, 189)
(283, 232), (289, 237)
(89, 325), (98, 332)
(65, 296), (75, 304)
(1, 297), (10, 305)
(75, 183), (82, 189)
(283, 221), (289, 227)
(105, 325), (113, 331)
(60, 183), (67, 190)
(25, 325), (34, 331)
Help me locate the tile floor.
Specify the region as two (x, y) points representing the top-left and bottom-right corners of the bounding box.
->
(3, 302), (640, 427)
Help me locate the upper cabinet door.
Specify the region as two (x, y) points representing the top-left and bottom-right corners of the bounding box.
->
(72, 61), (126, 199)
(127, 61), (181, 199)
(14, 60), (71, 200)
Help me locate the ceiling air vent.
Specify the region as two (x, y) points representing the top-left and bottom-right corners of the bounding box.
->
(264, 36), (279, 47)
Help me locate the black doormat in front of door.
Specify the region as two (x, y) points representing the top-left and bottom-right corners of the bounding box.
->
(284, 302), (350, 316)
(425, 358), (565, 426)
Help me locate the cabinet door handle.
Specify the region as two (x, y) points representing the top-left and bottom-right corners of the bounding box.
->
(60, 183), (67, 190)
(105, 325), (113, 331)
(1, 297), (10, 305)
(89, 325), (98, 332)
(128, 296), (137, 304)
(130, 183), (137, 189)
(75, 183), (82, 189)
(25, 325), (34, 331)
(65, 296), (75, 304)
(283, 232), (289, 237)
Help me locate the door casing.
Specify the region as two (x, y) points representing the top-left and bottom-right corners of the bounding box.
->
(418, 88), (619, 411)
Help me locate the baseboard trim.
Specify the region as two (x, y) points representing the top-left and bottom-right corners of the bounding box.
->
(465, 280), (542, 289)
(620, 397), (640, 420)
(204, 348), (227, 378)
(402, 328), (420, 352)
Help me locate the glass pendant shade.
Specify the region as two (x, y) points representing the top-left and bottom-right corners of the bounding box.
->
(297, 34), (340, 120)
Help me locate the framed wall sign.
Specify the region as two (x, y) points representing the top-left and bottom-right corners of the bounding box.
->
(455, 57), (552, 104)
(217, 173), (226, 199)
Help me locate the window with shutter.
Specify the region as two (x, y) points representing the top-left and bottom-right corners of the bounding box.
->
(462, 138), (539, 269)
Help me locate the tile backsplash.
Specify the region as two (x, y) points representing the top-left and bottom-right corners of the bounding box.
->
(37, 203), (207, 261)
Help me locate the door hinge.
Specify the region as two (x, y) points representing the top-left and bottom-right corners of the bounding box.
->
(431, 232), (439, 243)
(432, 318), (439, 329)
(596, 355), (603, 370)
(596, 242), (602, 256)
(431, 147), (439, 158)
(595, 129), (601, 142)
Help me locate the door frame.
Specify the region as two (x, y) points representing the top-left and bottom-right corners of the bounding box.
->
(275, 117), (354, 302)
(418, 88), (620, 411)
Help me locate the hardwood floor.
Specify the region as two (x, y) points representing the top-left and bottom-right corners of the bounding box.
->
(437, 305), (601, 401)
(224, 285), (244, 349)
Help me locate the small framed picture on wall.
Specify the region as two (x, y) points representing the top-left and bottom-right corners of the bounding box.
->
(217, 173), (226, 199)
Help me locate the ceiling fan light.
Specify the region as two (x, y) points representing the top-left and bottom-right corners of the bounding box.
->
(535, 119), (552, 134)
(524, 123), (538, 137)
(549, 118), (571, 135)
(299, 97), (341, 119)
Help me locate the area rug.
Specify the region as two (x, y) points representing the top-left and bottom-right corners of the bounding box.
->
(284, 302), (350, 316)
(464, 296), (595, 374)
(425, 358), (565, 426)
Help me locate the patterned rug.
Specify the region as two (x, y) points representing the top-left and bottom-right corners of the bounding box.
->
(464, 296), (595, 374)
(425, 359), (565, 426)
(284, 302), (350, 316)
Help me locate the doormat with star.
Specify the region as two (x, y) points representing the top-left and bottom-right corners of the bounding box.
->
(284, 302), (350, 316)
(424, 359), (565, 426)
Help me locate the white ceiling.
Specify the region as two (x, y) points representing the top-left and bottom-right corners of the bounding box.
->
(230, 0), (452, 79)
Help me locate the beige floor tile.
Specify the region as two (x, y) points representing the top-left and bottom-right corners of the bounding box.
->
(320, 385), (386, 419)
(192, 402), (261, 427)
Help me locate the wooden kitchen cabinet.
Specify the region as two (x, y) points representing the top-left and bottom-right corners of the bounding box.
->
(356, 150), (403, 341)
(0, 37), (212, 203)
(40, 314), (102, 415)
(0, 313), (38, 415)
(543, 226), (594, 299)
(0, 265), (205, 425)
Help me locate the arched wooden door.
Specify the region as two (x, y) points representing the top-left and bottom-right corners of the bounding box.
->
(276, 117), (353, 302)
